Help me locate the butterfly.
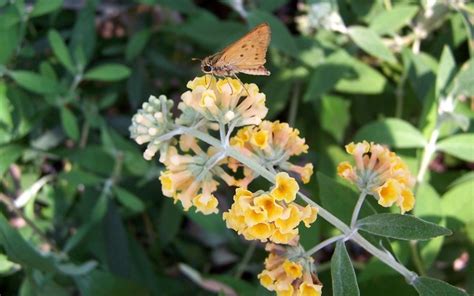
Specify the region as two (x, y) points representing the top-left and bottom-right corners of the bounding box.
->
(197, 23), (271, 78)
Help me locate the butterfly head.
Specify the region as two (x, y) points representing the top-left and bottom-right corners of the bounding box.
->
(200, 58), (214, 74)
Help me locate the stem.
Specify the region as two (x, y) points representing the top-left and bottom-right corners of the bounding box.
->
(304, 235), (345, 257)
(410, 240), (427, 276)
(288, 83), (300, 126)
(350, 191), (367, 229)
(234, 241), (257, 278)
(415, 126), (439, 186)
(181, 127), (417, 280)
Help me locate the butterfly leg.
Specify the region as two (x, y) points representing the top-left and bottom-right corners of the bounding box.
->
(226, 77), (234, 95)
(232, 73), (250, 96)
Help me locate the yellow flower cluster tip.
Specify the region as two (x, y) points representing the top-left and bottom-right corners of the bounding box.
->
(258, 243), (323, 296)
(229, 120), (313, 186)
(181, 75), (268, 126)
(337, 141), (416, 214)
(223, 173), (318, 244)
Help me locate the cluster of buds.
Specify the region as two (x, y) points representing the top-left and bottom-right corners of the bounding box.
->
(129, 95), (175, 161)
(258, 243), (323, 296)
(229, 121), (313, 187)
(337, 141), (416, 213)
(223, 173), (318, 244)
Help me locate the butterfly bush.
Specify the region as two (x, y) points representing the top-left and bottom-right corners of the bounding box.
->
(130, 75), (419, 295)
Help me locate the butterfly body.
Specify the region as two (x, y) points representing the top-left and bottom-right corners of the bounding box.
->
(200, 23), (271, 77)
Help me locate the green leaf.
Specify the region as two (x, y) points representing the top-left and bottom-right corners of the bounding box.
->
(319, 95), (351, 143)
(348, 26), (397, 64)
(0, 144), (23, 176)
(369, 5), (418, 35)
(437, 134), (474, 162)
(159, 198), (184, 247)
(412, 276), (468, 296)
(331, 50), (387, 94)
(436, 46), (456, 99)
(0, 81), (13, 129)
(441, 180), (474, 231)
(357, 213), (452, 240)
(84, 64), (131, 81)
(48, 30), (76, 73)
(60, 107), (80, 141)
(453, 59), (474, 97)
(354, 118), (427, 148)
(30, 0), (63, 17)
(76, 270), (149, 296)
(303, 64), (349, 102)
(0, 213), (56, 273)
(414, 183), (446, 269)
(113, 187), (145, 213)
(0, 25), (19, 64)
(331, 241), (360, 296)
(9, 71), (59, 95)
(125, 29), (151, 62)
(248, 10), (298, 57)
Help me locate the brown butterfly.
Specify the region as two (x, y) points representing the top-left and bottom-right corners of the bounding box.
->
(197, 23), (271, 78)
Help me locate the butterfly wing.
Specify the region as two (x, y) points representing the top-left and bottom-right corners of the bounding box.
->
(214, 23), (271, 75)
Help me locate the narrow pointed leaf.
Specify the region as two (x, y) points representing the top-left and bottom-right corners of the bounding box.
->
(357, 213), (452, 240)
(331, 241), (360, 296)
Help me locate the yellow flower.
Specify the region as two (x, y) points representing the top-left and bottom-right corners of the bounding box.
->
(199, 89), (217, 107)
(254, 194), (284, 222)
(345, 141), (369, 155)
(276, 283), (294, 296)
(400, 187), (415, 214)
(377, 179), (401, 207)
(275, 204), (302, 233)
(271, 228), (299, 244)
(258, 270), (275, 289)
(192, 194), (218, 215)
(216, 78), (242, 95)
(337, 161), (354, 179)
(251, 130), (269, 149)
(186, 75), (215, 90)
(245, 223), (274, 242)
(244, 205), (268, 226)
(297, 282), (322, 296)
(283, 260), (303, 279)
(301, 205), (318, 228)
(271, 172), (299, 203)
(159, 171), (174, 197)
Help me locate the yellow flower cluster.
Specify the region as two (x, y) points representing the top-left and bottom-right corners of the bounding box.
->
(258, 243), (323, 296)
(223, 173), (318, 244)
(337, 141), (416, 214)
(159, 135), (235, 215)
(229, 120), (313, 186)
(180, 75), (268, 126)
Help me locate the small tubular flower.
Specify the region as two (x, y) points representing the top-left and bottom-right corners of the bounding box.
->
(258, 243), (323, 296)
(178, 75), (268, 127)
(231, 121), (313, 184)
(223, 173), (318, 244)
(338, 141), (416, 214)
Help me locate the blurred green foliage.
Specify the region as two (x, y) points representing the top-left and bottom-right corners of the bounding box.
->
(0, 0), (473, 295)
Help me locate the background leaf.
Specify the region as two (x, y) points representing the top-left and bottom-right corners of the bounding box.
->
(84, 64), (131, 81)
(348, 26), (397, 64)
(354, 118), (427, 148)
(437, 134), (474, 162)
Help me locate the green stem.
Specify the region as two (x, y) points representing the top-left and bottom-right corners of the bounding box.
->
(304, 234), (345, 257)
(181, 127), (417, 281)
(234, 241), (257, 278)
(410, 240), (427, 276)
(350, 191), (367, 229)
